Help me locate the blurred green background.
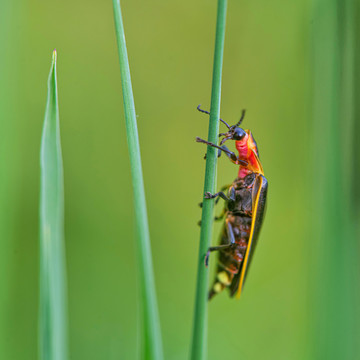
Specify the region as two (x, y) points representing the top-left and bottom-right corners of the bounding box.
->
(1, 1), (359, 359)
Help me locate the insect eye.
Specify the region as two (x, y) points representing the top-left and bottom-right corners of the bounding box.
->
(233, 128), (246, 140)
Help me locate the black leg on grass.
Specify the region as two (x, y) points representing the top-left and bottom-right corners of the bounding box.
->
(204, 187), (235, 203)
(205, 244), (232, 267)
(205, 220), (236, 266)
(196, 137), (248, 166)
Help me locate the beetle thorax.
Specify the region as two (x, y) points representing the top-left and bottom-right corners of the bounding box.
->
(235, 134), (249, 159)
(235, 141), (248, 158)
(235, 136), (251, 178)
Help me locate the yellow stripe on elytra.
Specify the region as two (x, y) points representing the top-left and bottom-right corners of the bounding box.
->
(236, 176), (263, 299)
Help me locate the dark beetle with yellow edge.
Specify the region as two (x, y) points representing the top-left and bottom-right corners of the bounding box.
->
(196, 105), (268, 300)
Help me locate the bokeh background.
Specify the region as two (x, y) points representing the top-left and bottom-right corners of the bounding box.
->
(1, 1), (359, 359)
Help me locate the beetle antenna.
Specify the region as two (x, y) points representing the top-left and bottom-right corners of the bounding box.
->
(197, 104), (210, 116)
(235, 109), (246, 127)
(197, 104), (231, 129)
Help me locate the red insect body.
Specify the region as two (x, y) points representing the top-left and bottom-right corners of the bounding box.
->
(196, 106), (268, 299)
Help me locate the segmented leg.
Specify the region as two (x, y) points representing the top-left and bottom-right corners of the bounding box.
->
(196, 137), (237, 163)
(204, 186), (235, 203)
(207, 220), (238, 300)
(205, 220), (235, 266)
(199, 184), (231, 208)
(196, 137), (248, 166)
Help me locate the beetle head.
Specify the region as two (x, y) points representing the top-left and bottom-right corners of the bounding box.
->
(219, 110), (247, 145)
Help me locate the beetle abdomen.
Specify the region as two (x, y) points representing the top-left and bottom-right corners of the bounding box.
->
(208, 214), (252, 299)
(208, 173), (261, 300)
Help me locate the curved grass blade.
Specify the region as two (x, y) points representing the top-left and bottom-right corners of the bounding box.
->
(39, 50), (68, 360)
(111, 1), (163, 359)
(190, 1), (227, 359)
(310, 0), (360, 358)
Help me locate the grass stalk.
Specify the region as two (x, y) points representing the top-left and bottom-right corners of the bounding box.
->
(39, 50), (68, 360)
(111, 1), (163, 359)
(311, 0), (359, 358)
(190, 1), (227, 359)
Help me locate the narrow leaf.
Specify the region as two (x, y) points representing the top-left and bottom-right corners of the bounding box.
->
(111, 1), (164, 359)
(310, 0), (360, 358)
(39, 50), (68, 360)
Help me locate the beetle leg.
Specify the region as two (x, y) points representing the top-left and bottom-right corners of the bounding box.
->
(196, 137), (237, 162)
(205, 244), (232, 267)
(196, 137), (248, 166)
(199, 194), (225, 207)
(199, 184), (231, 226)
(199, 196), (223, 207)
(226, 220), (236, 245)
(216, 184), (232, 204)
(201, 184), (231, 206)
(205, 187), (235, 202)
(205, 220), (235, 266)
(205, 191), (229, 201)
(220, 145), (245, 164)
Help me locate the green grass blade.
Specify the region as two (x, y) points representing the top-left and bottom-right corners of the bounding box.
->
(111, 1), (163, 359)
(190, 1), (227, 359)
(310, 0), (360, 358)
(39, 50), (68, 360)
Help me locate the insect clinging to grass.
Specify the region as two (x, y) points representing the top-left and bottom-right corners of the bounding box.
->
(196, 105), (268, 300)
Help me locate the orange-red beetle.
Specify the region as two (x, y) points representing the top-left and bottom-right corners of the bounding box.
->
(196, 106), (268, 299)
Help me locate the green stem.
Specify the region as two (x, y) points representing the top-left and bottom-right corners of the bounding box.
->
(190, 1), (227, 359)
(311, 0), (359, 358)
(39, 50), (68, 360)
(111, 1), (163, 359)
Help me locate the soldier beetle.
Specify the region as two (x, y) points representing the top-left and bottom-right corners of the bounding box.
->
(196, 105), (268, 299)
